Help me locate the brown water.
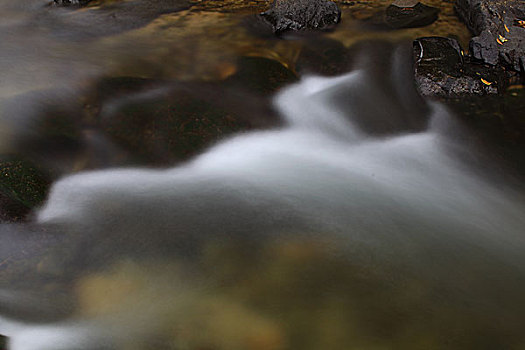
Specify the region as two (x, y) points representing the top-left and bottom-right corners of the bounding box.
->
(1, 1), (525, 350)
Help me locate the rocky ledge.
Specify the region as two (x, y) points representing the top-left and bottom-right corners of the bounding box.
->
(455, 0), (525, 72)
(414, 37), (521, 97)
(414, 0), (524, 98)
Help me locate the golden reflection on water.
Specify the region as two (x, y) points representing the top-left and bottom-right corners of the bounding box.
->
(0, 0), (471, 97)
(100, 10), (303, 80)
(70, 235), (525, 349)
(332, 0), (471, 48)
(98, 0), (471, 80)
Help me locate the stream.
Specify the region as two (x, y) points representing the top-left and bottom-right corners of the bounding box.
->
(1, 1), (525, 349)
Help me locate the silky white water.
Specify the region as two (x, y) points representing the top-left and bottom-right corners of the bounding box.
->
(37, 71), (525, 259)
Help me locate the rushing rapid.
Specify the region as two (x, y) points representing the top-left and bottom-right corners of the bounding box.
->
(2, 44), (525, 349)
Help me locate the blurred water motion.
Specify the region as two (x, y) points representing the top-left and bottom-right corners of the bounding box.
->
(1, 1), (525, 350)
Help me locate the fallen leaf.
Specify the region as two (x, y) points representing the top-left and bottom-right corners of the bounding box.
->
(481, 78), (492, 86)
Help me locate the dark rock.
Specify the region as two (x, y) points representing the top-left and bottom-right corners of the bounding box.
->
(0, 335), (6, 349)
(455, 0), (525, 72)
(366, 2), (439, 30)
(54, 0), (92, 6)
(260, 0), (341, 35)
(0, 158), (51, 222)
(96, 84), (244, 165)
(225, 56), (298, 94)
(93, 74), (283, 165)
(0, 191), (28, 223)
(414, 37), (520, 97)
(384, 2), (439, 29)
(0, 159), (51, 208)
(88, 58), (292, 165)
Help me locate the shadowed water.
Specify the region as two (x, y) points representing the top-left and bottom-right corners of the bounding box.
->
(1, 43), (525, 349)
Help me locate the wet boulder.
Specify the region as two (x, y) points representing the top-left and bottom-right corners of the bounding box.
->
(260, 0), (341, 35)
(384, 1), (439, 29)
(54, 0), (93, 6)
(455, 0), (525, 72)
(367, 1), (439, 30)
(414, 37), (520, 97)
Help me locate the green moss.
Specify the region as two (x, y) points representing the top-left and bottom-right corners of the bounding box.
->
(0, 158), (51, 210)
(102, 91), (248, 164)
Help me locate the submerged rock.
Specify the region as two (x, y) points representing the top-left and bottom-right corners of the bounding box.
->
(414, 37), (520, 97)
(455, 0), (525, 72)
(225, 56), (298, 94)
(391, 0), (418, 6)
(295, 37), (350, 75)
(47, 0), (193, 39)
(0, 89), (89, 174)
(260, 0), (341, 35)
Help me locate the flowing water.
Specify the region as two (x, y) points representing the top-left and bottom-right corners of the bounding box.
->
(1, 1), (525, 349)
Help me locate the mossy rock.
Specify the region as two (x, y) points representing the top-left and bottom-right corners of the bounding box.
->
(98, 86), (249, 164)
(90, 73), (284, 165)
(0, 158), (51, 221)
